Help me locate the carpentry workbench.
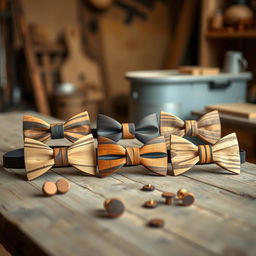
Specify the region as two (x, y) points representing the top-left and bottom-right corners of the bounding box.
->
(0, 112), (255, 256)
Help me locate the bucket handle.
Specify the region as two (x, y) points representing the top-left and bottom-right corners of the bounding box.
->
(209, 80), (231, 90)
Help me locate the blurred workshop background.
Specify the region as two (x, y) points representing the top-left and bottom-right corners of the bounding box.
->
(0, 0), (256, 161)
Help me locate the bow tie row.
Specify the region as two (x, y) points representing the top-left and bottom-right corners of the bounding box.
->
(3, 110), (241, 180)
(4, 132), (241, 180)
(23, 110), (221, 146)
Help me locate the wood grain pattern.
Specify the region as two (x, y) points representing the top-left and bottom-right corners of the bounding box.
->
(206, 103), (256, 119)
(122, 123), (135, 139)
(24, 134), (97, 180)
(160, 110), (221, 148)
(1, 112), (256, 256)
(97, 136), (167, 177)
(23, 111), (91, 142)
(170, 133), (240, 176)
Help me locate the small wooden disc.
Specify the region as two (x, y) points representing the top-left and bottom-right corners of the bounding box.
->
(182, 193), (195, 206)
(143, 200), (158, 208)
(141, 184), (155, 192)
(42, 181), (57, 196)
(162, 192), (175, 198)
(105, 198), (125, 218)
(148, 218), (164, 228)
(56, 178), (70, 194)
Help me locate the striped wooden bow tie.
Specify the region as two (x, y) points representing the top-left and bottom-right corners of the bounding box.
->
(23, 111), (91, 142)
(24, 134), (97, 180)
(160, 110), (221, 148)
(170, 133), (240, 176)
(97, 113), (159, 144)
(97, 136), (168, 177)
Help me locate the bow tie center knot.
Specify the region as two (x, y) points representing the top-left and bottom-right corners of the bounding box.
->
(185, 120), (198, 137)
(122, 123), (135, 139)
(50, 123), (65, 139)
(53, 147), (69, 167)
(126, 147), (140, 165)
(198, 145), (213, 164)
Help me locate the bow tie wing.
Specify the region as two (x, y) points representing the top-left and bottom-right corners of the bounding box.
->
(170, 135), (199, 176)
(97, 114), (122, 141)
(139, 136), (168, 176)
(212, 133), (240, 174)
(135, 113), (160, 143)
(63, 111), (91, 142)
(68, 134), (97, 176)
(97, 136), (126, 177)
(24, 138), (54, 180)
(23, 115), (51, 142)
(197, 110), (221, 144)
(160, 112), (185, 148)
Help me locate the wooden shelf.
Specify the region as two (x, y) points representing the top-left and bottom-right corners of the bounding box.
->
(206, 30), (256, 39)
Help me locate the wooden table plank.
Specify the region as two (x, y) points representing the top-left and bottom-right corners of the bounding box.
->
(0, 112), (256, 256)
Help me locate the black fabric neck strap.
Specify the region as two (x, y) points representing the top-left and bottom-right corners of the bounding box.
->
(3, 148), (246, 169)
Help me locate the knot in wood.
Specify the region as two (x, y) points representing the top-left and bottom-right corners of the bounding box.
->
(50, 123), (65, 139)
(122, 123), (135, 139)
(53, 147), (69, 167)
(185, 120), (198, 136)
(198, 145), (213, 164)
(126, 147), (140, 165)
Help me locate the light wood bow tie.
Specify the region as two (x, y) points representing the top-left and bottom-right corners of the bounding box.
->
(160, 110), (221, 148)
(97, 136), (168, 177)
(24, 134), (97, 180)
(170, 133), (240, 176)
(23, 111), (91, 142)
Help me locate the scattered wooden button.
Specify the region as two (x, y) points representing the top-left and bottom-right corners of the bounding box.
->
(141, 184), (155, 192)
(161, 192), (175, 205)
(42, 181), (57, 196)
(104, 198), (125, 218)
(177, 188), (188, 199)
(148, 218), (164, 228)
(143, 199), (158, 208)
(182, 192), (195, 206)
(176, 189), (195, 206)
(56, 178), (70, 194)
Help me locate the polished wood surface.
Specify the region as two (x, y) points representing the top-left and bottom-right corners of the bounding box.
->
(170, 133), (240, 176)
(160, 110), (221, 148)
(0, 112), (256, 256)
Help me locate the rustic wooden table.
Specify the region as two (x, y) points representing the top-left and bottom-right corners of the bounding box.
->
(0, 112), (256, 256)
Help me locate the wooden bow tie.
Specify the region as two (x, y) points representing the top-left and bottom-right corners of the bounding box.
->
(97, 136), (168, 177)
(97, 113), (159, 143)
(24, 134), (97, 180)
(170, 133), (240, 176)
(23, 111), (91, 142)
(160, 110), (221, 148)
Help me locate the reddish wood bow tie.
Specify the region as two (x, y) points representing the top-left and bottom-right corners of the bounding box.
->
(97, 136), (168, 177)
(160, 110), (221, 148)
(24, 134), (96, 180)
(23, 111), (91, 142)
(170, 133), (240, 176)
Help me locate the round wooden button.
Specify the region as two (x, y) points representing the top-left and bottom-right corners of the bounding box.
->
(104, 198), (125, 218)
(162, 192), (175, 205)
(56, 178), (70, 194)
(141, 184), (155, 192)
(148, 218), (164, 228)
(42, 181), (57, 196)
(182, 192), (195, 206)
(143, 199), (158, 208)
